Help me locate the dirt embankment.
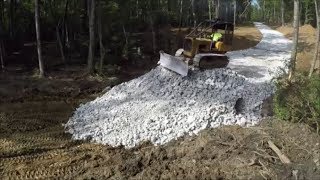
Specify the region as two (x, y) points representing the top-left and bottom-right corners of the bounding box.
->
(232, 25), (262, 51)
(277, 25), (319, 71)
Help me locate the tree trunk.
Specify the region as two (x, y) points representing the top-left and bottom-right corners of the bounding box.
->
(289, 0), (300, 80)
(62, 0), (69, 52)
(98, 0), (105, 73)
(309, 0), (320, 77)
(191, 0), (196, 27)
(225, 3), (228, 21)
(56, 25), (66, 64)
(136, 0), (139, 18)
(0, 0), (4, 71)
(281, 0), (285, 26)
(273, 2), (276, 23)
(263, 0), (265, 21)
(9, 0), (14, 38)
(122, 25), (129, 58)
(167, 0), (170, 12)
(305, 1), (309, 24)
(87, 0), (95, 73)
(299, 2), (303, 26)
(0, 42), (4, 71)
(233, 0), (237, 26)
(35, 0), (44, 77)
(80, 0), (88, 35)
(87, 0), (91, 20)
(215, 0), (220, 18)
(208, 0), (212, 20)
(179, 0), (183, 30)
(0, 0), (4, 24)
(149, 15), (157, 54)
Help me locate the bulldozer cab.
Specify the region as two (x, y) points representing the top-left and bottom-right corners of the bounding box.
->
(183, 19), (234, 58)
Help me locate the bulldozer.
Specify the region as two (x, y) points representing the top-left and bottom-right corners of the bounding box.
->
(159, 19), (234, 76)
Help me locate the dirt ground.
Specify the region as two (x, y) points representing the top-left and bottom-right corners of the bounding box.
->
(276, 25), (319, 72)
(171, 24), (262, 52)
(1, 25), (320, 180)
(232, 25), (262, 51)
(1, 100), (320, 179)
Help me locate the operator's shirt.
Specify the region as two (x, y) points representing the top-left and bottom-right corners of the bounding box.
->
(211, 33), (222, 41)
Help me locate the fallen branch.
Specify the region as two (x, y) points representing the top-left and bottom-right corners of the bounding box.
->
(267, 140), (291, 164)
(253, 151), (279, 160)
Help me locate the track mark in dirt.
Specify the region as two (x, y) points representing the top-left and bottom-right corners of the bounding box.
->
(1, 101), (320, 179)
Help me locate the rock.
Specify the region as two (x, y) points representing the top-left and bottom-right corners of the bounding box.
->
(66, 23), (292, 148)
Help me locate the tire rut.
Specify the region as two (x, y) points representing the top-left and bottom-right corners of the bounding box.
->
(2, 163), (87, 180)
(0, 101), (88, 179)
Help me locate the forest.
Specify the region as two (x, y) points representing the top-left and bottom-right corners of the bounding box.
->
(0, 0), (255, 76)
(0, 0), (319, 76)
(0, 0), (320, 179)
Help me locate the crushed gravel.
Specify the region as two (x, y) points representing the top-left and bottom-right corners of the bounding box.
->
(66, 23), (292, 148)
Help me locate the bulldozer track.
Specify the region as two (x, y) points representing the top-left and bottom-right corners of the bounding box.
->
(0, 145), (66, 159)
(11, 132), (70, 141)
(0, 131), (74, 158)
(0, 149), (69, 166)
(12, 113), (69, 120)
(0, 100), (97, 179)
(2, 162), (86, 180)
(7, 114), (69, 121)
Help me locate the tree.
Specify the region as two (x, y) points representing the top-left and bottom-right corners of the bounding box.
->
(0, 0), (4, 71)
(215, 0), (220, 18)
(289, 0), (300, 80)
(208, 0), (212, 20)
(148, 1), (157, 54)
(281, 0), (285, 26)
(179, 0), (183, 30)
(98, 0), (105, 73)
(191, 0), (196, 27)
(309, 0), (320, 77)
(35, 0), (44, 77)
(87, 0), (95, 74)
(234, 0), (237, 26)
(80, 0), (88, 35)
(0, 39), (4, 71)
(263, 0), (265, 21)
(9, 0), (15, 38)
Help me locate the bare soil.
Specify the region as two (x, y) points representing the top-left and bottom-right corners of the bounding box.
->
(232, 25), (262, 51)
(276, 25), (320, 72)
(1, 100), (319, 179)
(1, 25), (319, 180)
(171, 24), (263, 52)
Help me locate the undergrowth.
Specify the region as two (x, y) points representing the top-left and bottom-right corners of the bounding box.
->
(274, 74), (320, 133)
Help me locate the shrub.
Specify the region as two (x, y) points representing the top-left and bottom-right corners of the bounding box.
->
(274, 74), (320, 133)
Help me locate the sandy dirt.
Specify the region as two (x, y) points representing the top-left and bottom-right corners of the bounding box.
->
(1, 25), (320, 179)
(1, 100), (320, 179)
(171, 24), (262, 52)
(276, 25), (319, 72)
(232, 25), (262, 51)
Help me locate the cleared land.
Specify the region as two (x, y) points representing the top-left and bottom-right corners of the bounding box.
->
(276, 24), (319, 71)
(1, 25), (320, 180)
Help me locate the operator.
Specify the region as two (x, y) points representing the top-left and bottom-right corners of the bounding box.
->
(210, 31), (223, 50)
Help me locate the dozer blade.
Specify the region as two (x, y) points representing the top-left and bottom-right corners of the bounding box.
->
(158, 51), (189, 77)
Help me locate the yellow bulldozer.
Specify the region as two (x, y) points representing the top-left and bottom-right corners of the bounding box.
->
(159, 19), (234, 76)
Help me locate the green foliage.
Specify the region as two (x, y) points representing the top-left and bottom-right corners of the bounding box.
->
(274, 74), (320, 133)
(252, 0), (316, 26)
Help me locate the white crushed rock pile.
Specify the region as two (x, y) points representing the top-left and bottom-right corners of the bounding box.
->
(66, 22), (292, 148)
(227, 23), (292, 82)
(66, 68), (272, 147)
